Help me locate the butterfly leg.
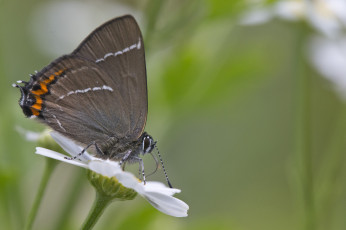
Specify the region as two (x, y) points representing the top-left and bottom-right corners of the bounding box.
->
(94, 143), (105, 156)
(119, 150), (132, 166)
(121, 161), (127, 171)
(64, 141), (103, 160)
(134, 156), (146, 185)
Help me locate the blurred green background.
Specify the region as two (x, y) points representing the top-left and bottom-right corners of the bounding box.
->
(1, 0), (346, 229)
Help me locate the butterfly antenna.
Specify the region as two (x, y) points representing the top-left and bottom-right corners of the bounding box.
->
(155, 143), (173, 188)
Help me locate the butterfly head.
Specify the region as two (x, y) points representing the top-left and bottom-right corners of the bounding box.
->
(141, 133), (155, 155)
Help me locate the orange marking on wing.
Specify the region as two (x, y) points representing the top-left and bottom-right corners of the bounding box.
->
(31, 95), (43, 111)
(55, 69), (64, 75)
(28, 69), (66, 117)
(35, 95), (42, 105)
(31, 103), (42, 110)
(30, 108), (40, 116)
(31, 76), (51, 95)
(42, 74), (55, 84)
(40, 83), (48, 92)
(31, 88), (46, 95)
(31, 69), (65, 95)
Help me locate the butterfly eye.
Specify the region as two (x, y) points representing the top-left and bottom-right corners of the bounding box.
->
(142, 136), (153, 154)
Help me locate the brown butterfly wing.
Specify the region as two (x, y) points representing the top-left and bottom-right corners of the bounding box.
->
(36, 56), (130, 145)
(72, 15), (147, 140)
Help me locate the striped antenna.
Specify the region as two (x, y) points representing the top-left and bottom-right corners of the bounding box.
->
(155, 143), (173, 188)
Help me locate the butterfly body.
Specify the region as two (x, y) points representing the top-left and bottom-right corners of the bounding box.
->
(96, 132), (154, 162)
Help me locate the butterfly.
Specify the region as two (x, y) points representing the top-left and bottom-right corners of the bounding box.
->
(13, 15), (172, 187)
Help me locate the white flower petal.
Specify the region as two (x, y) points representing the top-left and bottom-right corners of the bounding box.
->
(145, 192), (189, 210)
(144, 192), (189, 217)
(114, 169), (145, 193)
(36, 147), (88, 168)
(240, 0), (346, 37)
(274, 1), (305, 21)
(144, 181), (181, 196)
(15, 126), (41, 141)
(50, 132), (94, 162)
(329, 0), (346, 26)
(238, 7), (274, 25)
(306, 3), (341, 38)
(308, 35), (346, 99)
(88, 160), (123, 178)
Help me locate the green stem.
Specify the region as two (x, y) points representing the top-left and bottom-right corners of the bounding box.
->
(294, 25), (315, 230)
(300, 63), (315, 230)
(81, 192), (113, 230)
(316, 105), (346, 228)
(25, 158), (57, 230)
(53, 169), (86, 230)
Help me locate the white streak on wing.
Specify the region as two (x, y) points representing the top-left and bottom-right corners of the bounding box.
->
(52, 114), (66, 132)
(102, 85), (113, 91)
(95, 37), (142, 63)
(75, 88), (91, 94)
(70, 66), (89, 74)
(114, 51), (123, 56)
(92, 87), (101, 91)
(56, 85), (113, 101)
(137, 38), (141, 49)
(104, 53), (113, 58)
(57, 105), (64, 111)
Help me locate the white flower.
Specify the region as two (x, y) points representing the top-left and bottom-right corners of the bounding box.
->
(308, 35), (346, 99)
(239, 0), (346, 99)
(35, 132), (189, 217)
(15, 126), (43, 142)
(239, 0), (346, 38)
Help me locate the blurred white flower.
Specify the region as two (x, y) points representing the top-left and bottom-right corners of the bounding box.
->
(35, 132), (189, 217)
(240, 0), (346, 37)
(241, 0), (346, 99)
(308, 36), (346, 99)
(15, 126), (42, 141)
